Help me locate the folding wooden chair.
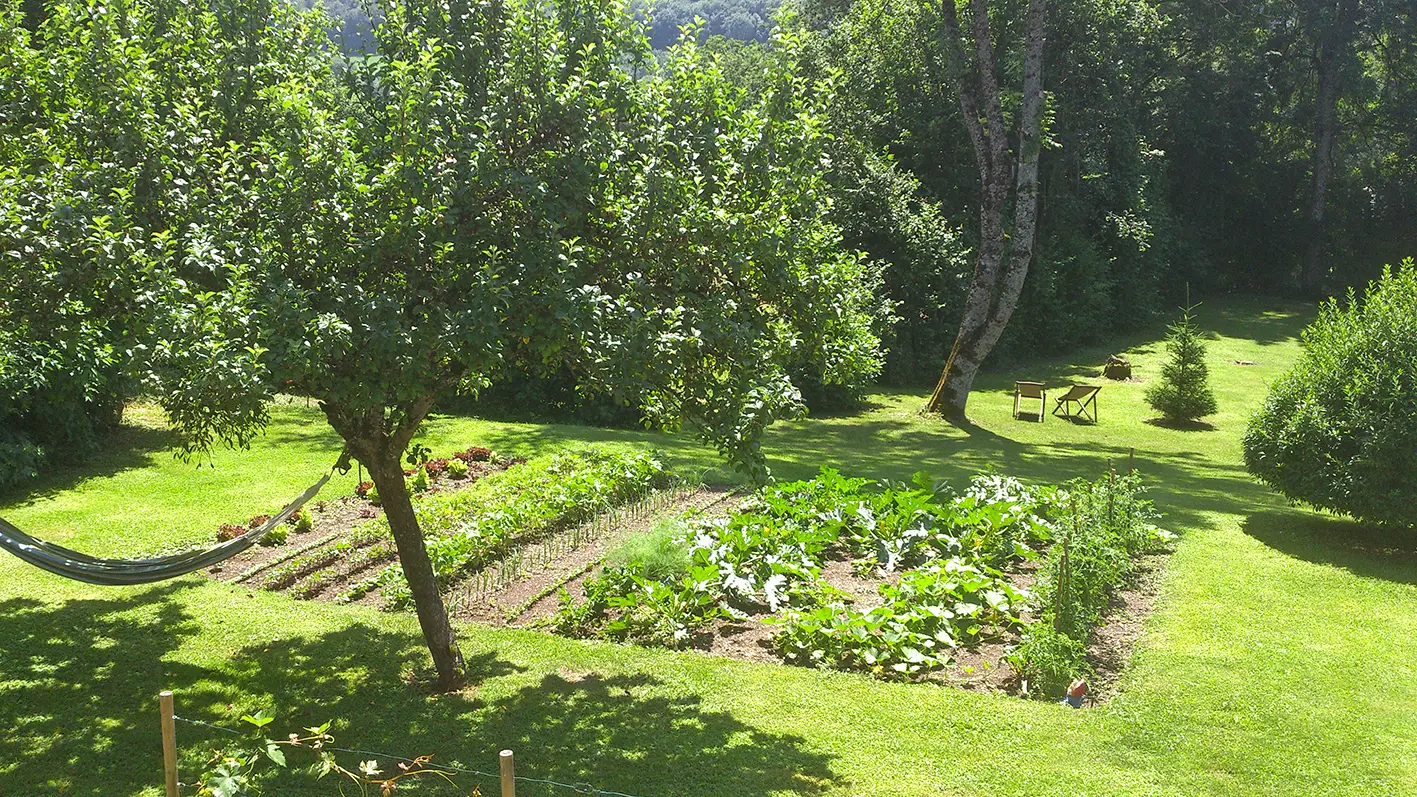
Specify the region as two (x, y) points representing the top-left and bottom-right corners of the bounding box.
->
(1053, 384), (1100, 424)
(1014, 381), (1046, 421)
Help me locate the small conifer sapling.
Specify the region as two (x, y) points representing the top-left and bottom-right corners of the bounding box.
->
(1146, 300), (1218, 424)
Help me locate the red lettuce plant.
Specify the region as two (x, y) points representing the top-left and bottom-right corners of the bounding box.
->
(454, 447), (493, 463)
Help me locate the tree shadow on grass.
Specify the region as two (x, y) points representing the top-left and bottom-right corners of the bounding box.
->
(974, 295), (1313, 392)
(1199, 296), (1315, 347)
(1242, 510), (1417, 586)
(473, 671), (837, 796)
(421, 412), (673, 457)
(0, 423), (180, 509)
(1143, 417), (1219, 432)
(0, 584), (208, 795)
(0, 583), (837, 796)
(220, 634), (838, 796)
(252, 417), (346, 451)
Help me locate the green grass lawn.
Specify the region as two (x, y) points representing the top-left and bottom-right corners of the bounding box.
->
(2, 296), (1415, 796)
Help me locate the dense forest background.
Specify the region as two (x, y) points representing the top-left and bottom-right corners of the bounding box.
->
(301, 0), (785, 50)
(794, 0), (1415, 384)
(4, 0), (1415, 479)
(268, 0), (1417, 366)
(479, 0), (1417, 416)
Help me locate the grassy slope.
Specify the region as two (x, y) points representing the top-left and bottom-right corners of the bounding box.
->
(1, 297), (1414, 796)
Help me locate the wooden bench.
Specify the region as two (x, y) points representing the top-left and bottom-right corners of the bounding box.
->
(1053, 384), (1100, 424)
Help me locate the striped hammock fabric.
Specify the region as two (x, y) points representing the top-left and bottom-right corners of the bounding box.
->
(0, 470), (331, 585)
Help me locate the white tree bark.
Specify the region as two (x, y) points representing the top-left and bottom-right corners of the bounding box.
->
(926, 0), (1050, 418)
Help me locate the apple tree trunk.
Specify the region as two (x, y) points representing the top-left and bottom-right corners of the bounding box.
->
(363, 445), (467, 691)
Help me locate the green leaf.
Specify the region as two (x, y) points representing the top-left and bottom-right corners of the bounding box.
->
(207, 763), (249, 797)
(240, 710), (274, 729)
(209, 775), (243, 797)
(264, 740), (287, 767)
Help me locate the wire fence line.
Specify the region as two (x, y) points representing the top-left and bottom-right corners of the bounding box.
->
(170, 713), (653, 797)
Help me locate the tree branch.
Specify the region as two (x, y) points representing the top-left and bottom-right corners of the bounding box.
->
(390, 394), (438, 454)
(988, 0), (1049, 333)
(969, 0), (1010, 180)
(939, 0), (990, 178)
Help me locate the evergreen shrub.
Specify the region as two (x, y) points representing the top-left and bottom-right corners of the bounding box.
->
(1244, 262), (1417, 527)
(1146, 301), (1218, 423)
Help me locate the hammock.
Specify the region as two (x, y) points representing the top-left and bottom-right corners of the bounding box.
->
(0, 469), (333, 586)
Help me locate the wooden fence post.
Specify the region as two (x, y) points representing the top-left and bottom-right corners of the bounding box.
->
(160, 690), (179, 797)
(499, 749), (515, 797)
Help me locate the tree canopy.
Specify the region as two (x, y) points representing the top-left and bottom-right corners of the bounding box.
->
(1, 0), (335, 485)
(1, 0), (879, 686)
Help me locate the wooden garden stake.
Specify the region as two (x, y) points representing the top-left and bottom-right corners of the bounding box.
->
(499, 749), (516, 797)
(160, 690), (179, 797)
(1056, 500), (1077, 635)
(1108, 466), (1116, 527)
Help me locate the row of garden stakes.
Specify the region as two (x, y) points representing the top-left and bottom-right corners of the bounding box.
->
(459, 483), (697, 606)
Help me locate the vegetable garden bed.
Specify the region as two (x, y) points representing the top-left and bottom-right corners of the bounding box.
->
(546, 467), (1176, 701)
(208, 447), (678, 612)
(208, 445), (1171, 702)
(209, 447), (512, 595)
(458, 485), (743, 627)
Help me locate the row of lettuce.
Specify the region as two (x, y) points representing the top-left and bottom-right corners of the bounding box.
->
(552, 467), (1170, 696)
(257, 447), (671, 606)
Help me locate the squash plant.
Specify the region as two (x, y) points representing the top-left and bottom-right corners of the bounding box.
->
(773, 559), (1030, 677)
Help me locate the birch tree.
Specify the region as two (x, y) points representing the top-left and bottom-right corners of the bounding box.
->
(924, 0), (1050, 418)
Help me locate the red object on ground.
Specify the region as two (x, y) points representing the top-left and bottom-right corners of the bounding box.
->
(1062, 677), (1089, 708)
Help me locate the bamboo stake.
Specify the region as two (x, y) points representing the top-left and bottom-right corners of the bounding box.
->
(1108, 465), (1117, 529)
(499, 749), (516, 797)
(160, 690), (179, 797)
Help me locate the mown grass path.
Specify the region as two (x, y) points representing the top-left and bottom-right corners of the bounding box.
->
(1, 297), (1413, 796)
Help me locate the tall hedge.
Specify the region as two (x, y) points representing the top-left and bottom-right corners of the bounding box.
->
(1243, 261), (1417, 528)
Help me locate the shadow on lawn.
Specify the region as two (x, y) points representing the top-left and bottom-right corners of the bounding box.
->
(221, 630), (836, 795)
(762, 413), (1261, 532)
(1199, 296), (1314, 347)
(474, 671), (835, 796)
(970, 294), (1315, 391)
(0, 584), (206, 795)
(1243, 510), (1417, 586)
(254, 416), (345, 450)
(0, 423), (179, 509)
(0, 584), (836, 796)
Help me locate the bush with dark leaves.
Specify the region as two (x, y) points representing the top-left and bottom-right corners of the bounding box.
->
(1244, 261), (1417, 528)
